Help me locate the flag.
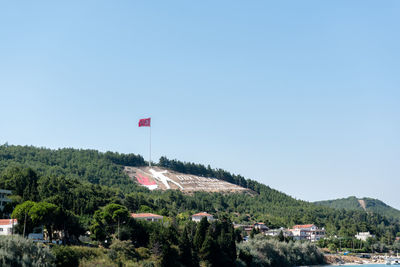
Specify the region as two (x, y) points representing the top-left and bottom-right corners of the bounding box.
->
(138, 118), (151, 127)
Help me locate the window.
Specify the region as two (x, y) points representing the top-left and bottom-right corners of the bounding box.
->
(0, 228), (3, 232)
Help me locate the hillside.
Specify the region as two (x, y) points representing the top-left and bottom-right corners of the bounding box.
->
(314, 196), (400, 220)
(0, 144), (398, 240)
(0, 144), (146, 192)
(125, 166), (250, 193)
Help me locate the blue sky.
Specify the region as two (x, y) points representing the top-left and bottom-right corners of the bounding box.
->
(1, 1), (399, 208)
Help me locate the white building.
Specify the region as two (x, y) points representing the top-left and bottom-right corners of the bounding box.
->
(131, 213), (163, 222)
(290, 228), (309, 241)
(355, 232), (375, 241)
(265, 228), (293, 238)
(0, 189), (12, 211)
(289, 224), (325, 242)
(0, 219), (17, 236)
(191, 212), (214, 222)
(309, 228), (326, 242)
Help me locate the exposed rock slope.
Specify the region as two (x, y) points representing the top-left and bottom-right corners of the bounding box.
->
(125, 166), (250, 193)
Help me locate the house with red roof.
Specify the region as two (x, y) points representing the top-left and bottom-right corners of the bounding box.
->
(289, 224), (325, 241)
(292, 224), (317, 230)
(191, 212), (214, 222)
(131, 213), (163, 222)
(0, 219), (17, 236)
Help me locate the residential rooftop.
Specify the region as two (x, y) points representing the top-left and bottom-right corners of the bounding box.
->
(131, 213), (163, 219)
(0, 219), (17, 226)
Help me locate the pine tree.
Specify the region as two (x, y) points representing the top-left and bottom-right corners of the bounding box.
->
(199, 230), (217, 265)
(179, 226), (199, 267)
(278, 230), (285, 242)
(194, 217), (209, 251)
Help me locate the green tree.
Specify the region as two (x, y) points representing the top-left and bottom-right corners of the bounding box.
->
(179, 226), (199, 267)
(277, 230), (285, 242)
(0, 166), (39, 201)
(193, 217), (210, 251)
(11, 200), (36, 237)
(29, 201), (60, 241)
(90, 203), (130, 242)
(199, 230), (218, 265)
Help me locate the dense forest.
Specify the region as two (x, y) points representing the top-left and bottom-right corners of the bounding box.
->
(0, 144), (400, 266)
(315, 196), (400, 220)
(0, 144), (146, 191)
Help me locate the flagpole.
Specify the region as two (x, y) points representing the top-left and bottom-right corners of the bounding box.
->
(139, 118), (152, 167)
(149, 124), (151, 167)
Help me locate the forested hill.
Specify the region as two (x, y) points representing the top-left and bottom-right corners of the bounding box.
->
(0, 144), (146, 191)
(0, 144), (293, 198)
(0, 144), (399, 241)
(314, 196), (400, 220)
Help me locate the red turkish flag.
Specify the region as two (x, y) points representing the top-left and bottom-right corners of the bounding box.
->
(138, 118), (151, 127)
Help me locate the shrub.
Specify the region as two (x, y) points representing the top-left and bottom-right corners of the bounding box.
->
(136, 247), (151, 260)
(70, 246), (103, 260)
(52, 246), (79, 267)
(109, 239), (138, 266)
(237, 235), (325, 267)
(0, 235), (55, 267)
(52, 245), (105, 267)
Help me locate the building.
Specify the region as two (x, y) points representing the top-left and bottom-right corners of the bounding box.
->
(265, 228), (293, 238)
(233, 224), (253, 235)
(355, 232), (375, 241)
(0, 219), (17, 236)
(0, 189), (12, 212)
(290, 228), (309, 241)
(289, 224), (325, 242)
(293, 224), (318, 231)
(234, 223), (269, 236)
(191, 212), (214, 222)
(309, 228), (326, 242)
(131, 213), (163, 222)
(253, 222), (269, 233)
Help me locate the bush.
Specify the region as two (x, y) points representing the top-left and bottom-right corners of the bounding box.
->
(109, 239), (138, 266)
(52, 246), (79, 267)
(70, 246), (103, 260)
(0, 235), (55, 267)
(52, 245), (106, 267)
(237, 236), (325, 267)
(136, 247), (151, 260)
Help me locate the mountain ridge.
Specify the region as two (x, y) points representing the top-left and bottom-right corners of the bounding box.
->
(314, 196), (400, 220)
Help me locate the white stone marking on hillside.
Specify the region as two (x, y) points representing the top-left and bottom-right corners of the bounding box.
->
(149, 169), (184, 190)
(147, 184), (158, 190)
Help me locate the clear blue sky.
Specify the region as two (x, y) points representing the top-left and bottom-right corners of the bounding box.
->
(1, 1), (399, 208)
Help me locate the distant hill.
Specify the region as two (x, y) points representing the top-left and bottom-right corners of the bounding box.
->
(314, 196), (400, 220)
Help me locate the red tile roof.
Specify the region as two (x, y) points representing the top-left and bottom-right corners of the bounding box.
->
(293, 224), (315, 229)
(131, 213), (163, 219)
(0, 219), (17, 226)
(192, 212), (213, 217)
